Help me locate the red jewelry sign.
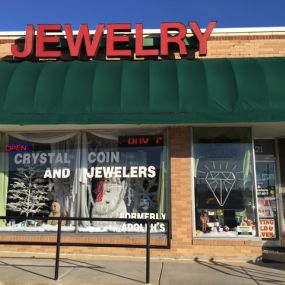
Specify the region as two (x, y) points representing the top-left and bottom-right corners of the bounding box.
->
(11, 21), (216, 59)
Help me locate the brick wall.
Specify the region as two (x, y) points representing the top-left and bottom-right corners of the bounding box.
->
(167, 127), (192, 252)
(0, 40), (13, 59)
(205, 35), (285, 58)
(1, 34), (285, 59)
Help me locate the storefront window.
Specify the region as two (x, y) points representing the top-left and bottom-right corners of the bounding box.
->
(1, 132), (80, 231)
(194, 128), (257, 237)
(79, 130), (168, 233)
(0, 130), (168, 233)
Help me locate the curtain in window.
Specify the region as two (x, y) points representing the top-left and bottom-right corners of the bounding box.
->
(0, 134), (8, 226)
(158, 146), (167, 218)
(242, 148), (252, 188)
(79, 132), (91, 226)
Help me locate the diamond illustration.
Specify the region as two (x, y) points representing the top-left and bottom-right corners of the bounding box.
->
(205, 170), (236, 206)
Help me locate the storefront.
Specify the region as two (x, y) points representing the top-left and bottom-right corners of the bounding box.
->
(0, 23), (285, 260)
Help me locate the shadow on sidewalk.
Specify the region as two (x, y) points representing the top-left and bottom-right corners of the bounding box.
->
(0, 256), (144, 283)
(194, 257), (285, 285)
(0, 256), (61, 280)
(61, 258), (145, 284)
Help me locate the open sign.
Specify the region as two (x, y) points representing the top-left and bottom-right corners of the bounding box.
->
(5, 144), (30, 152)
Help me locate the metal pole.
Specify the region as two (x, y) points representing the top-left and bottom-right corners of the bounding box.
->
(146, 220), (150, 284)
(54, 219), (62, 281)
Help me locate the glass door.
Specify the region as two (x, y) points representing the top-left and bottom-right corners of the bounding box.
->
(255, 161), (279, 240)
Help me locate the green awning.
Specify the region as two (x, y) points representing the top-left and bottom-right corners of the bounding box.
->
(0, 58), (285, 124)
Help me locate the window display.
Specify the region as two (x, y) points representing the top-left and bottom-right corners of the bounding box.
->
(2, 132), (80, 231)
(0, 130), (168, 233)
(79, 131), (167, 233)
(194, 128), (257, 237)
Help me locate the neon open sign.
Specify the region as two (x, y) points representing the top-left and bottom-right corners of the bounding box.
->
(5, 144), (30, 152)
(11, 21), (216, 59)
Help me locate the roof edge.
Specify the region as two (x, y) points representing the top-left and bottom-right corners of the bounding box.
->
(0, 26), (285, 38)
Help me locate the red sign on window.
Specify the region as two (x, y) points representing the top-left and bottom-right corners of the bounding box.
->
(5, 144), (30, 152)
(118, 135), (163, 147)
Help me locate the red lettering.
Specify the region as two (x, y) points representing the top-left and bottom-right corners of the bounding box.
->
(5, 144), (29, 152)
(106, 24), (132, 57)
(260, 219), (275, 225)
(127, 137), (151, 145)
(36, 24), (61, 58)
(6, 145), (18, 152)
(160, 22), (187, 56)
(142, 138), (149, 144)
(20, 145), (27, 151)
(128, 138), (136, 145)
(135, 23), (159, 57)
(65, 24), (104, 57)
(5, 146), (11, 152)
(156, 137), (163, 145)
(11, 24), (34, 58)
(189, 21), (216, 56)
(11, 21), (215, 59)
(261, 232), (273, 238)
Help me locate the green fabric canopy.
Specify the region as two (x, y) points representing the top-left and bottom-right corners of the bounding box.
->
(0, 58), (284, 124)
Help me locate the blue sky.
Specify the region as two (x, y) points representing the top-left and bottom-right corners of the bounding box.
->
(1, 0), (284, 31)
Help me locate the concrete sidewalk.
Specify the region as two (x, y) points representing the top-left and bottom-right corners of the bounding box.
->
(0, 255), (284, 285)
